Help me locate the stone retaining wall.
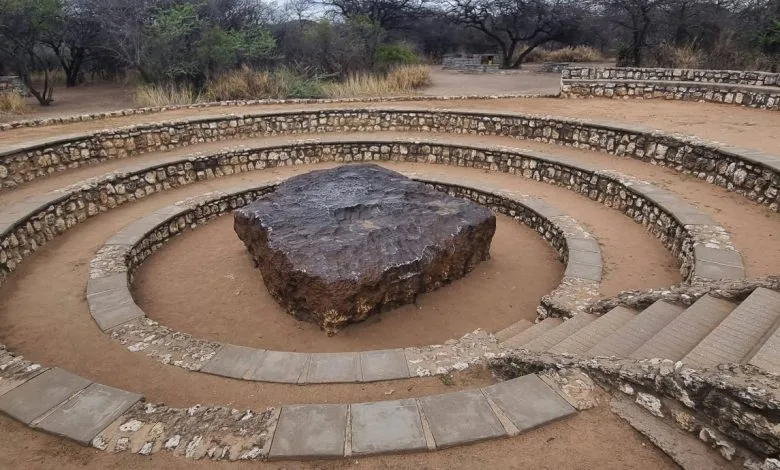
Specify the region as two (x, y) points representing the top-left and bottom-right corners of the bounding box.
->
(561, 80), (780, 111)
(0, 94), (557, 131)
(442, 54), (501, 73)
(0, 140), (742, 301)
(563, 67), (780, 87)
(491, 350), (780, 462)
(1, 109), (777, 211)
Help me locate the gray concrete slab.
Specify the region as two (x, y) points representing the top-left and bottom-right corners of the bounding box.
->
(200, 344), (267, 379)
(566, 237), (600, 253)
(359, 349), (409, 382)
(245, 351), (309, 383)
(35, 383), (142, 445)
(564, 261), (602, 281)
(0, 368), (91, 424)
(350, 399), (426, 455)
(483, 375), (575, 432)
(418, 389), (506, 448)
(89, 301), (145, 332)
(694, 259), (746, 281)
(269, 404), (348, 459)
(304, 352), (360, 383)
(568, 249), (603, 267)
(86, 273), (128, 297)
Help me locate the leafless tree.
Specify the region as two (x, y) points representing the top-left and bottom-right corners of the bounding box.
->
(445, 0), (583, 68)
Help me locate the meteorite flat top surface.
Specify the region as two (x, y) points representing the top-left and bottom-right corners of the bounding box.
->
(236, 165), (494, 282)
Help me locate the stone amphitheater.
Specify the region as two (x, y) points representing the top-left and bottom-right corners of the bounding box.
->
(0, 66), (778, 470)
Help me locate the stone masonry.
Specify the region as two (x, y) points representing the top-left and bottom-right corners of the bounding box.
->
(1, 109), (776, 212)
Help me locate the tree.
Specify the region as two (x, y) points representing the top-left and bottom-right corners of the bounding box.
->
(323, 0), (427, 30)
(44, 0), (101, 87)
(445, 0), (583, 68)
(81, 0), (160, 80)
(601, 0), (669, 66)
(0, 0), (62, 104)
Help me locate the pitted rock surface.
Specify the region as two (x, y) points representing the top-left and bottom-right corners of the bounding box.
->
(234, 164), (496, 334)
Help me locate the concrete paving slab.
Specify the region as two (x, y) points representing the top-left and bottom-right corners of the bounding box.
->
(418, 389), (506, 448)
(86, 273), (128, 297)
(245, 351), (309, 383)
(0, 368), (91, 424)
(304, 352), (360, 383)
(269, 404), (348, 459)
(89, 301), (145, 332)
(350, 399), (426, 455)
(359, 349), (409, 382)
(200, 344), (267, 379)
(482, 375), (575, 432)
(35, 383), (142, 444)
(564, 261), (602, 281)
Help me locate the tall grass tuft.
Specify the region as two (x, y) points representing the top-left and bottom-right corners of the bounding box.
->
(323, 64), (431, 98)
(203, 67), (324, 101)
(650, 43), (702, 68)
(0, 92), (27, 114)
(132, 83), (199, 107)
(525, 46), (605, 63)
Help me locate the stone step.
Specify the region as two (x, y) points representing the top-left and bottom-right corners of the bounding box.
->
(588, 301), (685, 358)
(268, 373), (576, 458)
(522, 314), (597, 352)
(548, 307), (637, 355)
(495, 319), (534, 343)
(747, 317), (780, 374)
(683, 288), (780, 369)
(610, 396), (736, 470)
(501, 318), (563, 348)
(630, 295), (736, 361)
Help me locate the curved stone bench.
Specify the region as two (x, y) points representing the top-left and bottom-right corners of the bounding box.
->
(562, 66), (780, 87)
(0, 93), (557, 131)
(87, 174), (601, 381)
(0, 139), (743, 298)
(0, 108), (777, 211)
(0, 346), (574, 460)
(561, 79), (780, 110)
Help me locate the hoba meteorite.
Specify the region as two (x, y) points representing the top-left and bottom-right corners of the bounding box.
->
(234, 164), (496, 334)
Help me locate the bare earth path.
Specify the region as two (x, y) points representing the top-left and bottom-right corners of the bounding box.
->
(1, 94), (775, 469)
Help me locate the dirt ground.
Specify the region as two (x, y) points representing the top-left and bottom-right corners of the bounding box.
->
(423, 65), (564, 96)
(135, 213), (563, 351)
(0, 162), (679, 403)
(3, 64), (567, 124)
(1, 71), (776, 468)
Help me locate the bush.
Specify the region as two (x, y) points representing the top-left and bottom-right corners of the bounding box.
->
(202, 67), (324, 101)
(648, 43), (702, 68)
(0, 92), (27, 114)
(132, 83), (199, 107)
(525, 46), (604, 63)
(375, 44), (420, 71)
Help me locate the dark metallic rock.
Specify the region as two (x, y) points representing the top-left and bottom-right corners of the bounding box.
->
(234, 164), (496, 334)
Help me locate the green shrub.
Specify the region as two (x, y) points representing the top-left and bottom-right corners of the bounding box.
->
(375, 44), (420, 72)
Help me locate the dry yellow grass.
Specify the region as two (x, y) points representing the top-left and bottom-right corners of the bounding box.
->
(323, 65), (431, 98)
(0, 92), (27, 114)
(133, 83), (199, 107)
(651, 43), (703, 68)
(526, 46), (604, 63)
